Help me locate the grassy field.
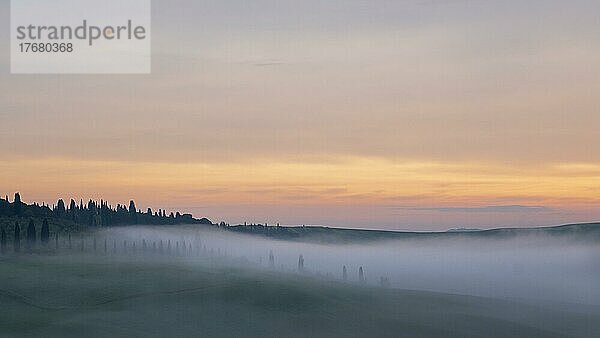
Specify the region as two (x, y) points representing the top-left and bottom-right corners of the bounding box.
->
(1, 254), (598, 338)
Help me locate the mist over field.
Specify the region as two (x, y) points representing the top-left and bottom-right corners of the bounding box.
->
(100, 226), (600, 305)
(2, 224), (599, 337)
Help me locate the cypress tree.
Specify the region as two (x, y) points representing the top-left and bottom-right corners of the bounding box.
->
(14, 221), (21, 253)
(269, 250), (275, 267)
(359, 266), (365, 284)
(56, 199), (66, 218)
(69, 199), (77, 211)
(13, 192), (22, 215)
(27, 219), (36, 250)
(0, 227), (6, 254)
(128, 200), (136, 213)
(129, 200), (137, 224)
(41, 219), (50, 244)
(69, 199), (77, 221)
(298, 254), (304, 273)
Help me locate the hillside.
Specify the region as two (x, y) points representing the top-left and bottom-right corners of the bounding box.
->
(1, 254), (598, 338)
(225, 222), (600, 243)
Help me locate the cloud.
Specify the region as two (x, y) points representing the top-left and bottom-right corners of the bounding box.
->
(402, 205), (553, 213)
(253, 61), (286, 67)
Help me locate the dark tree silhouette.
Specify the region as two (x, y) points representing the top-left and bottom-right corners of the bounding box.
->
(359, 266), (365, 284)
(14, 221), (21, 253)
(27, 219), (36, 249)
(343, 265), (348, 281)
(129, 200), (136, 213)
(69, 199), (77, 221)
(56, 199), (66, 218)
(14, 192), (22, 215)
(298, 254), (304, 272)
(129, 200), (138, 224)
(0, 227), (6, 254)
(41, 219), (50, 244)
(2, 193), (212, 233)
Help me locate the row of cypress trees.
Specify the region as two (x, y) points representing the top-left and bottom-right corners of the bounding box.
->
(0, 219), (50, 253)
(0, 192), (213, 227)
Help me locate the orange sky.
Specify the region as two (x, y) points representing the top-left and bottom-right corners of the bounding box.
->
(1, 157), (599, 229)
(1, 1), (600, 229)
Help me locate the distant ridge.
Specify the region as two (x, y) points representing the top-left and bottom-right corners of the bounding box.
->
(225, 222), (600, 243)
(1, 192), (598, 244)
(446, 228), (483, 233)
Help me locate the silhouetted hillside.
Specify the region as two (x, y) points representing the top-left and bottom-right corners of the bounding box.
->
(225, 222), (600, 243)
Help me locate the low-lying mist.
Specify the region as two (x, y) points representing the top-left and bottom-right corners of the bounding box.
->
(77, 225), (600, 306)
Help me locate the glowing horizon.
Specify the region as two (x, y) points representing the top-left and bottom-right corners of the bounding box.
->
(2, 156), (599, 230)
(1, 1), (600, 230)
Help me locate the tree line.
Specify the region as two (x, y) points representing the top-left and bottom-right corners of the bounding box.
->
(0, 192), (213, 228)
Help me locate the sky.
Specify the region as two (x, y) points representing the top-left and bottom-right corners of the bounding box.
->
(1, 0), (600, 230)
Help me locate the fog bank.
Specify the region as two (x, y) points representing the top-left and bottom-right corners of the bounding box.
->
(96, 225), (600, 305)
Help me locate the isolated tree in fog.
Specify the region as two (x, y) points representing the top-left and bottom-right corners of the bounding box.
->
(298, 254), (304, 272)
(359, 266), (365, 284)
(343, 265), (348, 281)
(269, 250), (275, 267)
(14, 221), (21, 252)
(41, 219), (50, 244)
(0, 227), (6, 254)
(27, 219), (36, 249)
